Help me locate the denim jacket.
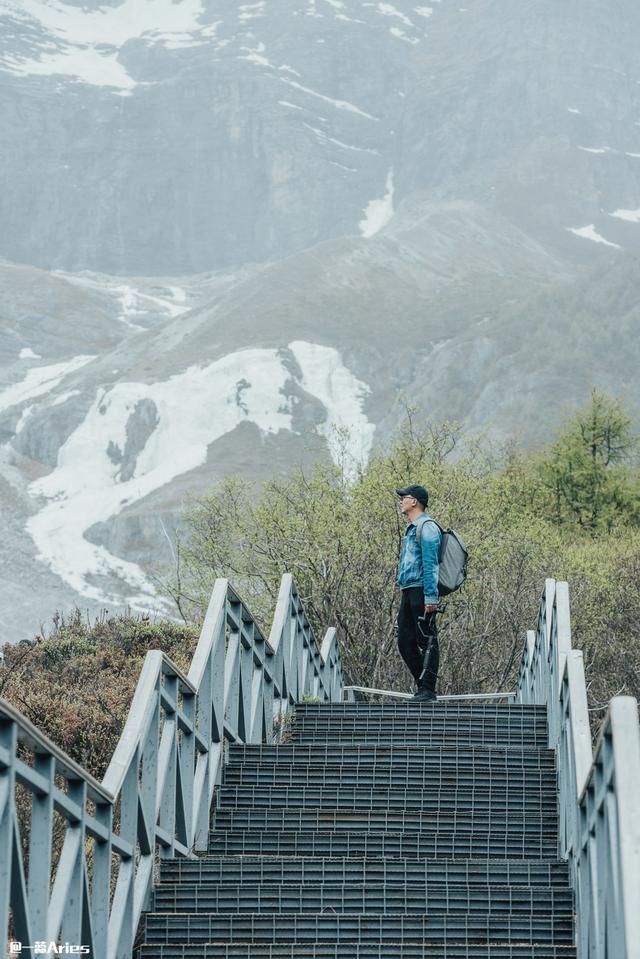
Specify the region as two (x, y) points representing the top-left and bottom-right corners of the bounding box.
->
(396, 512), (441, 604)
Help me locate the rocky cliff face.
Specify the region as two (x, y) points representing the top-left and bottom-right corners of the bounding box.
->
(2, 0), (640, 274)
(1, 0), (640, 642)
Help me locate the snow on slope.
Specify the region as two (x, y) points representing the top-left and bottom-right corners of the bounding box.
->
(0, 355), (94, 413)
(289, 340), (375, 469)
(0, 0), (214, 92)
(566, 224), (621, 249)
(26, 342), (374, 606)
(360, 169), (395, 237)
(610, 208), (640, 223)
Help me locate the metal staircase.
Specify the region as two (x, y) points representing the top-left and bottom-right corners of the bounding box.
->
(2, 577), (639, 958)
(138, 700), (574, 957)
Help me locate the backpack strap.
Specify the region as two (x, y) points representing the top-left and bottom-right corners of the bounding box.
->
(415, 516), (443, 546)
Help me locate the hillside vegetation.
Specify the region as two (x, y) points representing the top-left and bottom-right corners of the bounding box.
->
(179, 390), (640, 716)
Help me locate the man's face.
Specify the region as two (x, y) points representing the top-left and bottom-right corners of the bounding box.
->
(399, 494), (417, 516)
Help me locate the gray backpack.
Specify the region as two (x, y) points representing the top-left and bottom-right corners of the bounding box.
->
(416, 517), (468, 597)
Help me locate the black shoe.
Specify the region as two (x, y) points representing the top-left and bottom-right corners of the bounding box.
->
(412, 688), (437, 702)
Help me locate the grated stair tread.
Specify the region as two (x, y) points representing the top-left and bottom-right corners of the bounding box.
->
(138, 944), (575, 959)
(227, 744), (557, 767)
(211, 805), (558, 833)
(159, 856), (571, 886)
(142, 912), (574, 945)
(152, 879), (573, 914)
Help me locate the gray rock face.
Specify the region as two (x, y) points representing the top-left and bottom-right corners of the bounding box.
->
(106, 398), (160, 482)
(1, 0), (640, 274)
(11, 392), (93, 467)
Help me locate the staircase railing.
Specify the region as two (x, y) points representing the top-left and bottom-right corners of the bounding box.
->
(515, 578), (640, 959)
(0, 574), (342, 959)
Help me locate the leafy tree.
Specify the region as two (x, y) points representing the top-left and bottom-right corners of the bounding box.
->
(537, 390), (638, 531)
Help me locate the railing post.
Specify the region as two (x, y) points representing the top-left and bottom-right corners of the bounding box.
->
(59, 778), (88, 948)
(28, 752), (55, 943)
(91, 802), (112, 959)
(610, 697), (640, 956)
(180, 689), (196, 851)
(0, 719), (18, 944)
(158, 675), (178, 858)
(108, 761), (137, 959)
(239, 616), (254, 743)
(249, 629), (266, 745)
(224, 621), (241, 740)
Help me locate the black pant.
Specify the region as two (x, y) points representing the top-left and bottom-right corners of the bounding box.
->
(397, 587), (439, 692)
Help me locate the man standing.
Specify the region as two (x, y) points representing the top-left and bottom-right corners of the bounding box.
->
(396, 484), (442, 702)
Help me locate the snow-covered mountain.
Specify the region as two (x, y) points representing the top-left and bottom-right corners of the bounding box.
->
(1, 0), (640, 641)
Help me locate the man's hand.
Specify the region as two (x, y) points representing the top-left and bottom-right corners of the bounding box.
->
(424, 603), (438, 613)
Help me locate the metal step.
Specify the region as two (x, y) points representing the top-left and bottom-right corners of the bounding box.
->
(152, 880), (573, 915)
(222, 765), (557, 790)
(159, 856), (570, 887)
(294, 702), (547, 713)
(143, 912), (574, 946)
(211, 806), (558, 835)
(228, 743), (556, 768)
(292, 720), (547, 747)
(294, 704), (548, 716)
(139, 944), (576, 958)
(207, 828), (558, 859)
(217, 784), (558, 814)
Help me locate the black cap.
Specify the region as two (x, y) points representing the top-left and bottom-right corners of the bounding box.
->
(396, 484), (429, 507)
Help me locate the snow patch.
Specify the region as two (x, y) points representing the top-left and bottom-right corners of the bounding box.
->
(238, 2), (265, 21)
(15, 405), (34, 434)
(389, 26), (419, 43)
(19, 347), (41, 360)
(303, 123), (381, 155)
(0, 356), (95, 414)
(288, 341), (375, 477)
(279, 64), (302, 76)
(0, 0), (216, 92)
(610, 208), (640, 223)
(115, 285), (191, 327)
(1, 44), (137, 92)
(239, 42), (273, 67)
(329, 160), (358, 172)
(578, 145), (613, 154)
(566, 225), (621, 249)
(26, 343), (375, 604)
(281, 78), (378, 119)
(378, 3), (413, 25)
(359, 169), (395, 237)
(27, 350), (293, 604)
(50, 390), (82, 407)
